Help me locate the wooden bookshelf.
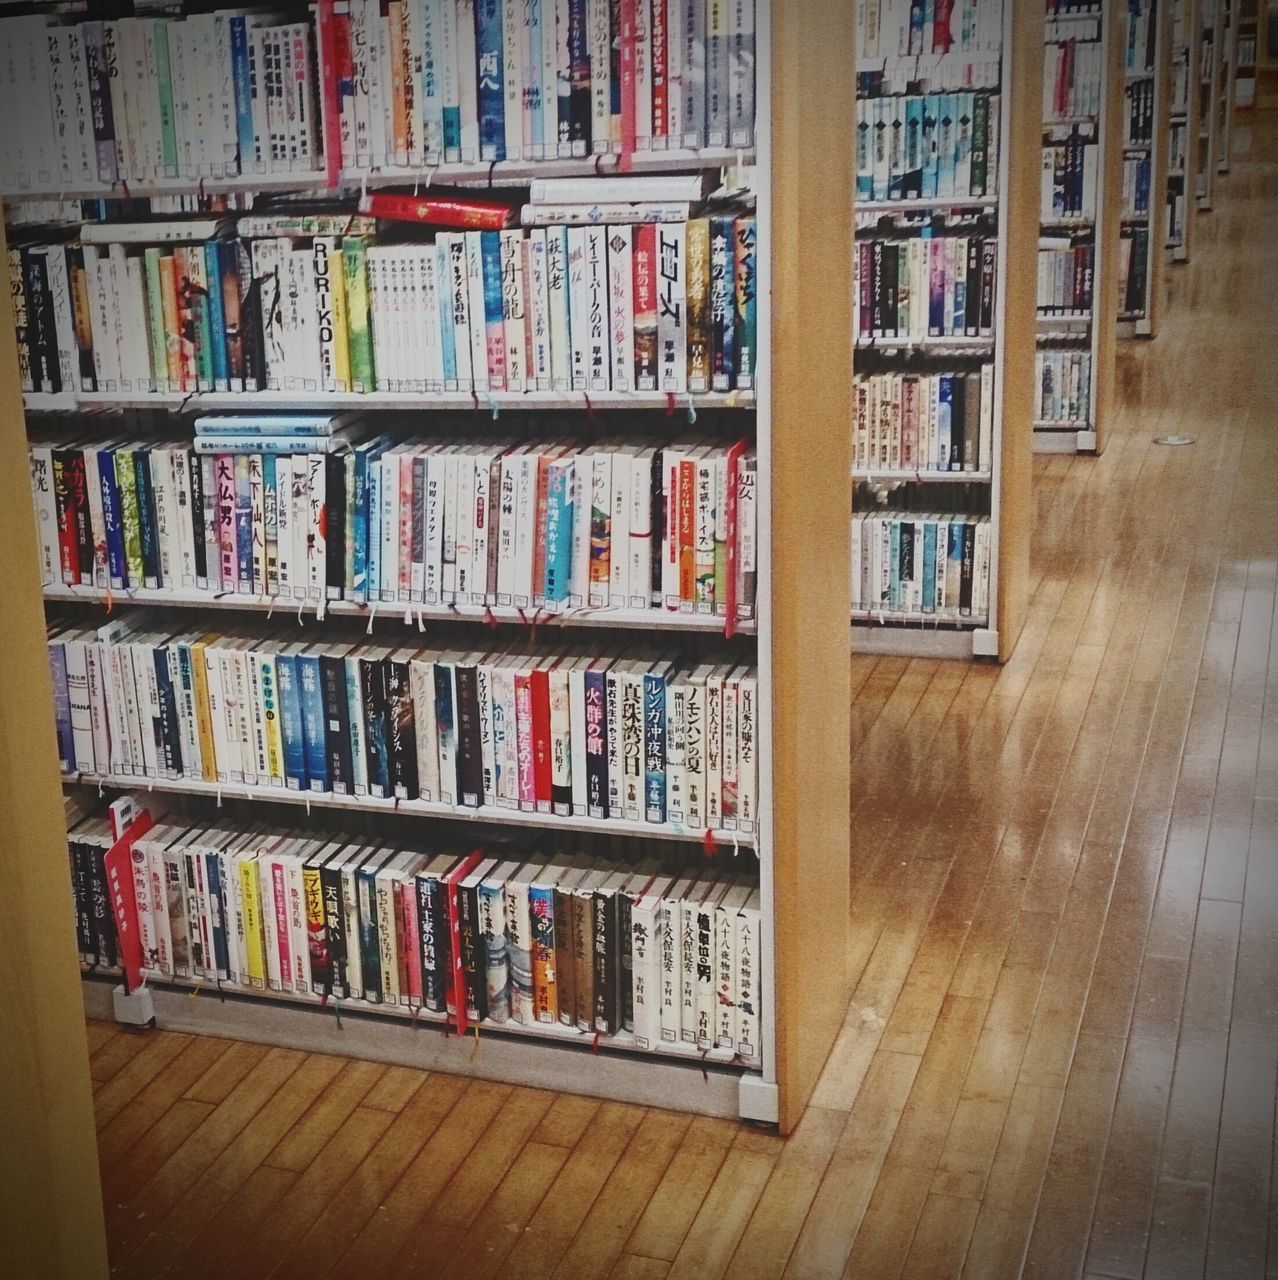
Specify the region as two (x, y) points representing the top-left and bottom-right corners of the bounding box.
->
(1118, 0), (1173, 338)
(0, 220), (110, 1278)
(1199, 0), (1223, 208)
(1236, 0), (1259, 108)
(1035, 0), (1125, 457)
(1, 0), (854, 1137)
(850, 0), (1039, 662)
(1168, 0), (1201, 261)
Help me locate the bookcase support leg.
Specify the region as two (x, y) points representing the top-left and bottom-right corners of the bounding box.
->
(1076, 430), (1099, 452)
(738, 1075), (779, 1125)
(972, 629), (1001, 659)
(112, 984), (156, 1028)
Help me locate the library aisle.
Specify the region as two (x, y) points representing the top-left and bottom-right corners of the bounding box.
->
(85, 110), (1278, 1280)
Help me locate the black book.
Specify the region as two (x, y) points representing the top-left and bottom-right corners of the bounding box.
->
(188, 450), (208, 583)
(89, 843), (117, 966)
(979, 239), (997, 334)
(881, 244), (898, 338)
(960, 519), (976, 616)
(385, 655), (418, 800)
(459, 879), (488, 1023)
(152, 646), (184, 777)
(965, 237), (981, 336)
(70, 842), (96, 959)
(325, 452), (346, 600)
(454, 661), (484, 809)
(134, 450), (162, 587)
(23, 248), (59, 393)
(593, 881), (621, 1035)
(433, 663), (458, 805)
(567, 0), (592, 151)
(417, 872), (446, 1013)
(319, 851), (348, 997)
(871, 241), (884, 336)
(620, 887), (636, 1032)
(650, 451), (664, 604)
(360, 654), (391, 798)
(900, 519), (915, 595)
(66, 248), (97, 392)
(319, 648), (354, 794)
(235, 242), (266, 390)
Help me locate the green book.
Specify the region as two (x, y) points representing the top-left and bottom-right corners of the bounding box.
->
(154, 20), (179, 173)
(188, 248), (215, 389)
(970, 93), (988, 199)
(143, 248), (168, 390)
(342, 237), (374, 392)
(116, 449), (145, 587)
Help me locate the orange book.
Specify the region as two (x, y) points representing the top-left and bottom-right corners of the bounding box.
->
(387, 2), (408, 164)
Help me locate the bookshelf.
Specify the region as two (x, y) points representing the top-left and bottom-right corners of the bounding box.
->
(1168, 0), (1200, 261)
(849, 0), (1039, 663)
(1034, 0), (1124, 457)
(1118, 0), (1172, 337)
(1237, 0), (1259, 107)
(1199, 0), (1223, 206)
(1218, 0), (1240, 166)
(1, 0), (854, 1135)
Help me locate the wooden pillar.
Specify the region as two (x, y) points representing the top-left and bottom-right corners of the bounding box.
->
(0, 219), (110, 1277)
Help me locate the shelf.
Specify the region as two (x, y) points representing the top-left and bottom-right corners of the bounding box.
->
(850, 608), (988, 628)
(42, 583), (755, 636)
(1037, 312), (1094, 324)
(1040, 215), (1097, 229)
(850, 619), (997, 660)
(0, 148), (754, 202)
(1121, 213), (1151, 223)
(857, 197), (998, 214)
(25, 388), (754, 415)
(79, 976), (754, 1120)
(1034, 418), (1093, 430)
(62, 770), (757, 848)
(855, 337), (995, 354)
(853, 468), (993, 484)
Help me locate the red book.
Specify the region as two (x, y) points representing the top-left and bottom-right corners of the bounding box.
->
(51, 451), (79, 585)
(358, 193), (516, 230)
(316, 0), (343, 187)
(932, 0), (953, 52)
(620, 0), (638, 158)
(530, 664), (554, 812)
(650, 0), (668, 143)
(632, 223), (658, 388)
(103, 811), (156, 994)
(443, 851), (484, 1031)
(723, 438), (746, 629)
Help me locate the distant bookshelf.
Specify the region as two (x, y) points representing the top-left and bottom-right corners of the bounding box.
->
(1198, 0), (1223, 207)
(1168, 0), (1201, 260)
(1035, 0), (1123, 455)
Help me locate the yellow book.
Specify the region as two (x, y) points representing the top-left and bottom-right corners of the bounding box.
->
(329, 244), (351, 390)
(260, 652), (286, 785)
(189, 633), (219, 784)
(240, 855), (267, 988)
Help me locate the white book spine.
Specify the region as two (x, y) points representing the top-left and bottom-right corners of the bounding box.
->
(566, 226), (590, 389)
(526, 232), (553, 388)
(501, 230), (529, 392)
(29, 448), (58, 585)
(568, 663), (588, 814)
(583, 225), (611, 390)
(411, 659), (440, 802)
(657, 221), (687, 392)
(464, 232), (489, 393)
(307, 454), (326, 599)
(735, 896), (761, 1065)
(545, 228), (572, 390)
(504, 0), (524, 160)
(588, 0), (611, 154)
(607, 226), (635, 391)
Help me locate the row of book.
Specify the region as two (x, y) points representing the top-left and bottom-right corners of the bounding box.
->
(1044, 38), (1104, 122)
(850, 511), (991, 620)
(30, 426), (759, 620)
(1125, 0), (1158, 75)
(1121, 153), (1152, 217)
(854, 92), (1002, 203)
(0, 1), (756, 193)
(854, 0), (1006, 58)
(1034, 349), (1092, 424)
(1036, 241), (1095, 315)
(13, 213), (758, 400)
(1040, 131), (1101, 219)
(852, 368), (994, 475)
(1124, 78), (1157, 146)
(50, 616), (759, 831)
(68, 806), (763, 1055)
(1118, 224), (1150, 316)
(855, 234), (998, 342)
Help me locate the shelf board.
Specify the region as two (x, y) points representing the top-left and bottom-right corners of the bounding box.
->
(62, 769), (756, 848)
(1037, 313), (1094, 325)
(853, 468), (992, 484)
(850, 608), (988, 628)
(0, 148), (754, 202)
(26, 388), (755, 415)
(42, 583), (755, 636)
(79, 976), (755, 1119)
(854, 337), (995, 354)
(857, 196), (998, 213)
(1040, 215), (1096, 229)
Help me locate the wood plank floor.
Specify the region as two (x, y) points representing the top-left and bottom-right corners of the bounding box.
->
(86, 103), (1278, 1280)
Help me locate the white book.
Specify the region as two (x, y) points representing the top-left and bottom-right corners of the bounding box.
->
(735, 888), (761, 1065)
(420, 0), (444, 160)
(631, 873), (671, 1050)
(410, 657), (440, 802)
(365, 1), (389, 168)
(494, 447), (521, 605)
(454, 447), (478, 602)
(274, 453), (294, 597)
(568, 445), (592, 607)
(306, 453), (326, 598)
(566, 226), (590, 390)
(503, 0), (524, 160)
(511, 448), (538, 608)
(464, 232), (491, 392)
(148, 444), (176, 587)
(666, 675), (687, 823)
(28, 447), (58, 585)
(656, 221), (687, 392)
(524, 233), (553, 389)
(606, 226), (635, 392)
(583, 225), (611, 390)
(539, 0), (560, 159)
(81, 447), (108, 590)
(666, 0), (686, 146)
(555, 0), (573, 156)
(588, 0), (612, 154)
(659, 872), (697, 1042)
(634, 0), (652, 148)
(714, 882), (751, 1048)
(63, 634), (96, 774)
(456, 0), (480, 161)
(82, 247), (119, 391)
(545, 227), (573, 391)
(418, 246), (445, 391)
(548, 658), (572, 813)
(628, 445), (655, 608)
(501, 230), (529, 392)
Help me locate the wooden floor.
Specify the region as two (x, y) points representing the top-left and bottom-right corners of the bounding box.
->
(86, 110), (1278, 1280)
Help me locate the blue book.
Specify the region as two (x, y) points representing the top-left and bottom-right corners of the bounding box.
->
(480, 229), (504, 339)
(275, 651), (307, 790)
(358, 856), (387, 1000)
(922, 521), (937, 613)
(527, 0), (544, 153)
(434, 664), (457, 803)
(855, 113), (873, 201)
(922, 95), (940, 197)
(543, 462), (572, 602)
(97, 447), (127, 588)
(889, 521), (901, 610)
(360, 656), (391, 799)
(133, 451), (160, 587)
(947, 521), (964, 601)
(437, 244), (458, 384)
(937, 376), (953, 469)
(643, 672), (667, 824)
(710, 217), (736, 390)
(937, 94), (956, 197)
(584, 667), (608, 817)
(345, 657), (368, 795)
(904, 96), (924, 197)
(229, 16), (254, 168)
(205, 851), (230, 977)
(49, 642), (72, 770)
(234, 456), (253, 591)
(297, 651), (329, 792)
(474, 0), (506, 161)
(204, 242), (229, 386)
